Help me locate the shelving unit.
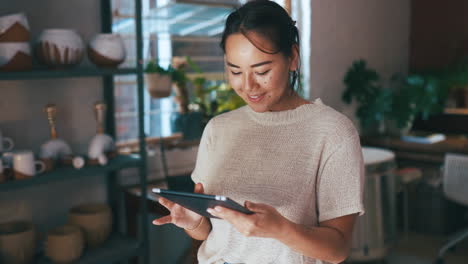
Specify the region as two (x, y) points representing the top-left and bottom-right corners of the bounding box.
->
(37, 234), (141, 264)
(0, 0), (149, 263)
(0, 67), (138, 80)
(0, 155), (141, 192)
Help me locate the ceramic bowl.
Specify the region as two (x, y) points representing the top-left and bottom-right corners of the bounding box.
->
(45, 224), (84, 264)
(35, 29), (84, 68)
(0, 220), (36, 264)
(67, 203), (112, 248)
(0, 42), (32, 71)
(0, 13), (30, 42)
(87, 33), (126, 68)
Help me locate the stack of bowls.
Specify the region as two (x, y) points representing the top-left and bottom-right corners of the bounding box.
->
(0, 13), (32, 71)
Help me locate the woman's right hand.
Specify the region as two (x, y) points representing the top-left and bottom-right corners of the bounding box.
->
(152, 183), (205, 230)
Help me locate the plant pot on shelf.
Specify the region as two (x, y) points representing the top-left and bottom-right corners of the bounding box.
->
(0, 220), (36, 264)
(67, 203), (112, 249)
(45, 224), (84, 264)
(145, 73), (172, 98)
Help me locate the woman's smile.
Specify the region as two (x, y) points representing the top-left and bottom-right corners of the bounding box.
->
(247, 94), (266, 103)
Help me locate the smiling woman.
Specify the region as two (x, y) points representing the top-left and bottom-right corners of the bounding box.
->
(152, 1), (365, 264)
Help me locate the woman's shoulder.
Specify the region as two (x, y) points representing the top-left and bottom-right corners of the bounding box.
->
(310, 99), (359, 138)
(206, 106), (249, 126)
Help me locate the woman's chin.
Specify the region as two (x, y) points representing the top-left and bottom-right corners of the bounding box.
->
(248, 104), (269, 113)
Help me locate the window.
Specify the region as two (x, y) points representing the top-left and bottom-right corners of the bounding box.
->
(112, 0), (310, 142)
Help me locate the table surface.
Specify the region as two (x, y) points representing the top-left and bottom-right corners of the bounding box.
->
(362, 135), (468, 164)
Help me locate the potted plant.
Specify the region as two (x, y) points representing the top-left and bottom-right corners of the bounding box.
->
(342, 59), (448, 136)
(387, 73), (447, 135)
(144, 60), (172, 98)
(342, 60), (392, 135)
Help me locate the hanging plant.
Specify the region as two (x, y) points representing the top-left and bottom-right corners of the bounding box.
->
(144, 60), (172, 98)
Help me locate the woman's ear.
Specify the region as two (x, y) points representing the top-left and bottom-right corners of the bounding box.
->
(289, 44), (300, 71)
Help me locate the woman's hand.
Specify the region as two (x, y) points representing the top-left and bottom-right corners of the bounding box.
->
(152, 183), (205, 230)
(207, 201), (291, 239)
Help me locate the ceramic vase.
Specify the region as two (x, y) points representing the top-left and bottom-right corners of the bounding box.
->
(36, 29), (84, 68)
(0, 13), (30, 42)
(0, 42), (32, 71)
(87, 33), (126, 68)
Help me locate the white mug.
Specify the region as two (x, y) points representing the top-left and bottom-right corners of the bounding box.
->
(0, 129), (14, 153)
(13, 150), (46, 179)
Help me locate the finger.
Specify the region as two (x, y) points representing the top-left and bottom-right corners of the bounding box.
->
(158, 197), (175, 210)
(152, 215), (172, 225)
(245, 201), (267, 212)
(194, 182), (204, 194)
(208, 206), (250, 221)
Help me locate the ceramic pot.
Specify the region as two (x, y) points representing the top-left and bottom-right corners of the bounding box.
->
(0, 220), (36, 264)
(35, 29), (84, 68)
(0, 42), (32, 71)
(68, 203), (112, 248)
(0, 13), (30, 42)
(45, 224), (84, 264)
(145, 73), (172, 98)
(87, 33), (126, 68)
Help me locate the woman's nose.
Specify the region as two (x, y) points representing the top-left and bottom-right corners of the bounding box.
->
(243, 73), (257, 92)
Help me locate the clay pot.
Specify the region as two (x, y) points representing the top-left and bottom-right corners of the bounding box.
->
(0, 13), (30, 42)
(87, 33), (126, 68)
(67, 203), (112, 249)
(45, 224), (84, 264)
(0, 220), (36, 264)
(35, 29), (84, 68)
(0, 42), (32, 71)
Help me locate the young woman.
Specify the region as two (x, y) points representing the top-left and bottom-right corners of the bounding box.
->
(153, 1), (364, 263)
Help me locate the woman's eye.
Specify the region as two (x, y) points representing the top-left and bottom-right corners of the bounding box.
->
(256, 70), (270, 76)
(231, 71), (241, 75)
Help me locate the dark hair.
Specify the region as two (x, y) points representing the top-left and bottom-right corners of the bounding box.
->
(220, 0), (301, 92)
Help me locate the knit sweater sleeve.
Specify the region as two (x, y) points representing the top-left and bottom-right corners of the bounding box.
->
(191, 119), (214, 184)
(316, 128), (365, 223)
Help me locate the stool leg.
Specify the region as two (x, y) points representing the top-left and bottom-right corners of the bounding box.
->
(403, 186), (409, 240)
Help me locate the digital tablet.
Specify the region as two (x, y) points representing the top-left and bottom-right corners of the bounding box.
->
(152, 188), (254, 218)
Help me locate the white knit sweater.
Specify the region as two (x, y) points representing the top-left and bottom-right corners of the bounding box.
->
(191, 99), (365, 264)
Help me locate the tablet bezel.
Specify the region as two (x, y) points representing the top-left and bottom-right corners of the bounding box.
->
(152, 188), (254, 218)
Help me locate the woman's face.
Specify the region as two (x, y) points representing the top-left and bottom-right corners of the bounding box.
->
(225, 32), (298, 112)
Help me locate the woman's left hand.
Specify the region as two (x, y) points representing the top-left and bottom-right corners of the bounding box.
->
(207, 201), (291, 239)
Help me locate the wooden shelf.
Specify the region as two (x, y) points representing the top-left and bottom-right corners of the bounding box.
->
(37, 233), (141, 264)
(0, 155), (141, 192)
(0, 67), (139, 80)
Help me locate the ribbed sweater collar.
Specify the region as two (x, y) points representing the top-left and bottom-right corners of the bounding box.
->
(245, 99), (322, 125)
